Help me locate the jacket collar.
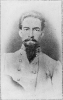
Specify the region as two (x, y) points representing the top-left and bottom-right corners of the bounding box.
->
(20, 44), (42, 64)
(21, 44), (42, 54)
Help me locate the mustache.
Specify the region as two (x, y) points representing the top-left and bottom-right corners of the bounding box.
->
(23, 38), (37, 43)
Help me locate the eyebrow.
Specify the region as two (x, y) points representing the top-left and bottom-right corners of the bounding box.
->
(33, 27), (40, 30)
(23, 27), (40, 29)
(23, 27), (30, 29)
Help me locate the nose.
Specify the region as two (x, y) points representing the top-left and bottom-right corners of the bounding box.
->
(29, 29), (33, 37)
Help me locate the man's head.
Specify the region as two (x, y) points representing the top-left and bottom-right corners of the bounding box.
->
(19, 11), (45, 42)
(19, 11), (45, 63)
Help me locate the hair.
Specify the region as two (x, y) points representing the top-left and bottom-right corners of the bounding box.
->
(19, 11), (45, 31)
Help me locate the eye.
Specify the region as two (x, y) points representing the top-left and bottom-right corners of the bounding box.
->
(24, 28), (29, 31)
(23, 27), (30, 31)
(35, 29), (40, 31)
(33, 28), (40, 32)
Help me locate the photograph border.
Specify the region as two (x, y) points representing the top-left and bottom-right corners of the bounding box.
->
(0, 0), (63, 100)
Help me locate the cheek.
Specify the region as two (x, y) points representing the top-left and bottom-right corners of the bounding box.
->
(34, 32), (41, 39)
(22, 31), (29, 40)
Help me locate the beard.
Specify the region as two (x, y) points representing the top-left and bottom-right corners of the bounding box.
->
(23, 38), (40, 63)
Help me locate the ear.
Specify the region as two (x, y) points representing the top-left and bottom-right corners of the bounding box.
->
(19, 30), (22, 37)
(41, 32), (44, 38)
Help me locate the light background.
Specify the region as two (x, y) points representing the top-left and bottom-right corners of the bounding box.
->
(1, 0), (62, 61)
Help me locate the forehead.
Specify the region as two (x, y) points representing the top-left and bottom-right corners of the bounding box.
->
(22, 17), (41, 28)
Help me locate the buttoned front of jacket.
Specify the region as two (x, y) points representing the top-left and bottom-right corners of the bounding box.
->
(3, 46), (62, 92)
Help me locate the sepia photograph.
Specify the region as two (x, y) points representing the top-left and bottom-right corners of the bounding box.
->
(1, 0), (62, 99)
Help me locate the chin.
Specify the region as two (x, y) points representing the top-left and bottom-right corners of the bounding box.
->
(23, 41), (40, 63)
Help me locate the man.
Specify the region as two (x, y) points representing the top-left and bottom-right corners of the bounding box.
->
(2, 11), (62, 99)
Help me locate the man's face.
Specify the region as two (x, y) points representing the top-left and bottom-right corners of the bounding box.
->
(19, 17), (42, 63)
(20, 17), (42, 42)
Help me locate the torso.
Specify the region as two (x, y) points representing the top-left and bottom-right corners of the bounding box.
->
(2, 49), (62, 99)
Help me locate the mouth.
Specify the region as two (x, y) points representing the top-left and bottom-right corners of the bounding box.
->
(23, 38), (37, 45)
(25, 41), (36, 45)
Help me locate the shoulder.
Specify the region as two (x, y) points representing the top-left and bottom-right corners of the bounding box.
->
(1, 49), (22, 73)
(40, 52), (61, 67)
(2, 49), (21, 62)
(39, 52), (62, 75)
